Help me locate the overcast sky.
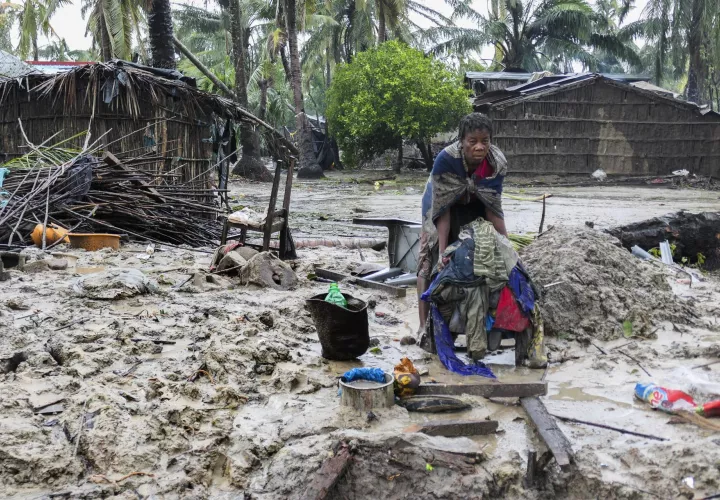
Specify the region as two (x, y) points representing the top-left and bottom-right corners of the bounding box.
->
(28, 0), (649, 59)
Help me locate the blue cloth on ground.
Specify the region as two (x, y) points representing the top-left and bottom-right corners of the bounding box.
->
(431, 305), (495, 378)
(341, 367), (386, 384)
(508, 263), (535, 315)
(486, 315), (495, 332)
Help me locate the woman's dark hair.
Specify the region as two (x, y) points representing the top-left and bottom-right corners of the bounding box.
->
(459, 113), (493, 140)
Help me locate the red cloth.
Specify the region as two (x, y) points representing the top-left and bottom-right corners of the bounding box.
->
(493, 286), (530, 333)
(472, 158), (493, 179)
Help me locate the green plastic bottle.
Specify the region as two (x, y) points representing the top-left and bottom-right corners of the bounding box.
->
(325, 283), (348, 308)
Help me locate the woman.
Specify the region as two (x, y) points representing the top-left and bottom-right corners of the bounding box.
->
(416, 113), (508, 332)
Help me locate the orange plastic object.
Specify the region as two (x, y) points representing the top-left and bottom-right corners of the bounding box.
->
(67, 233), (121, 251)
(30, 224), (69, 247)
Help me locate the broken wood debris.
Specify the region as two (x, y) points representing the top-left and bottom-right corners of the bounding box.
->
(302, 444), (352, 500)
(520, 397), (574, 469)
(550, 413), (668, 441)
(617, 350), (652, 377)
(129, 338), (176, 345)
(415, 381), (548, 398)
(404, 419), (498, 437)
(0, 149), (222, 248)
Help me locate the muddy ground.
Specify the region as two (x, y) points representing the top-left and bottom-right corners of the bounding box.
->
(3, 169), (720, 499)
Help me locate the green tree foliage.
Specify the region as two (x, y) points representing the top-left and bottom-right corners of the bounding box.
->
(641, 0), (720, 105)
(425, 0), (640, 72)
(16, 0), (69, 60)
(81, 0), (145, 61)
(326, 41), (470, 170)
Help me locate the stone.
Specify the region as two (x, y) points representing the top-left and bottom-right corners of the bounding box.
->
(236, 246), (259, 261)
(23, 260), (49, 274)
(217, 251), (247, 274)
(259, 311), (274, 328)
(239, 252), (297, 290)
(47, 259), (68, 271)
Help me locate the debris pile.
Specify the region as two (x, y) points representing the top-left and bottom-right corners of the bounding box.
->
(521, 227), (696, 341)
(0, 150), (221, 248)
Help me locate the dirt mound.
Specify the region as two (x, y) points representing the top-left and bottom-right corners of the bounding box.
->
(522, 227), (696, 341)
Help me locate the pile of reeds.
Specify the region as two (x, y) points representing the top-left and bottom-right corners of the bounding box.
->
(0, 145), (222, 249)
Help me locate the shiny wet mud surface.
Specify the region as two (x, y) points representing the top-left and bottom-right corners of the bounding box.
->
(2, 169), (720, 498)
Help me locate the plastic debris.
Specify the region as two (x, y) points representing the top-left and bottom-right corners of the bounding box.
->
(592, 169), (607, 181)
(341, 367), (386, 384)
(72, 268), (159, 300)
(325, 283), (348, 308)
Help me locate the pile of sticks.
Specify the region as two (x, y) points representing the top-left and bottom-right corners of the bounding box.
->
(1, 151), (222, 248)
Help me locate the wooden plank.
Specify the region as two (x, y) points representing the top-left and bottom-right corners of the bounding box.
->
(415, 382), (547, 398)
(103, 152), (164, 202)
(315, 268), (407, 298)
(302, 447), (352, 500)
(263, 159), (283, 252)
(279, 157), (296, 260)
(520, 397), (574, 469)
(404, 419), (498, 437)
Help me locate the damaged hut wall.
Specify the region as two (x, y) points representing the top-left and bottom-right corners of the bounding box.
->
(487, 80), (720, 177)
(0, 81), (214, 189)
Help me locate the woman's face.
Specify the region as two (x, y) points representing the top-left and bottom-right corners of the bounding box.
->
(461, 128), (491, 166)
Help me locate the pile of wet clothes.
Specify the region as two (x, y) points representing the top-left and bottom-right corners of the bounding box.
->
(421, 219), (547, 377)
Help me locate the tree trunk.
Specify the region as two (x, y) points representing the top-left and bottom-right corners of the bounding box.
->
(280, 46), (292, 83)
(286, 0), (323, 179)
(173, 35), (236, 99)
(606, 211), (720, 270)
(394, 141), (403, 173)
(32, 34), (38, 61)
(228, 0), (271, 181)
(417, 140), (433, 171)
(377, 0), (386, 43)
(148, 0), (176, 69)
(326, 46), (332, 87)
(685, 0), (705, 104)
(100, 14), (112, 61)
(259, 79), (269, 122)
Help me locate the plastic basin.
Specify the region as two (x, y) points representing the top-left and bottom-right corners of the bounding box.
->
(67, 233), (121, 251)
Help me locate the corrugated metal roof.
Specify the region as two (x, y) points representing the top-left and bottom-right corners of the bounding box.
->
(466, 71), (650, 83)
(0, 50), (38, 79)
(473, 73), (714, 117)
(27, 60), (92, 75)
(466, 72), (533, 81)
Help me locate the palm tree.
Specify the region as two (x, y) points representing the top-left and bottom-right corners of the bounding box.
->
(81, 0), (144, 61)
(225, 0), (271, 179)
(425, 0), (640, 72)
(174, 1), (294, 179)
(16, 0), (67, 60)
(147, 0), (175, 68)
(279, 0), (323, 178)
(641, 0), (720, 104)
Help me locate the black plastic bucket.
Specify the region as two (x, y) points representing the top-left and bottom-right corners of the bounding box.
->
(306, 293), (369, 360)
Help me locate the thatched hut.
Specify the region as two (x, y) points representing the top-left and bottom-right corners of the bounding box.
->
(0, 60), (295, 186)
(471, 73), (720, 177)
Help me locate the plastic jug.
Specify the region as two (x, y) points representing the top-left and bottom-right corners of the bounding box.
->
(325, 283), (347, 308)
